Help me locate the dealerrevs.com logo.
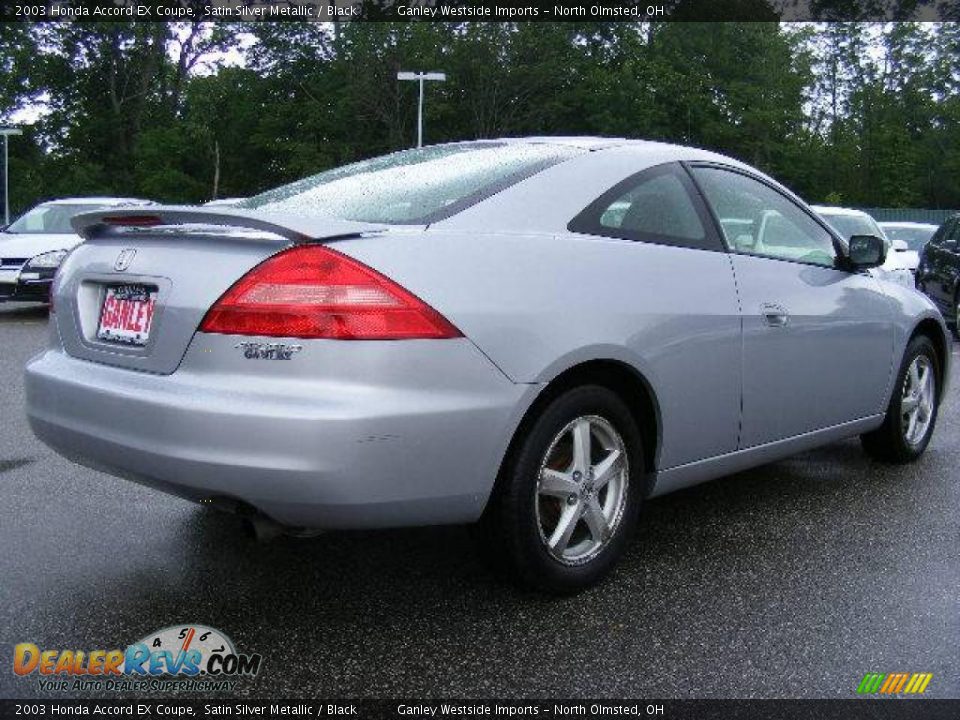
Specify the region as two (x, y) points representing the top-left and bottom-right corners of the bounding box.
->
(13, 624), (262, 693)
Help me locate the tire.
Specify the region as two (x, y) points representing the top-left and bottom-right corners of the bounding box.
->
(485, 385), (644, 594)
(861, 335), (941, 463)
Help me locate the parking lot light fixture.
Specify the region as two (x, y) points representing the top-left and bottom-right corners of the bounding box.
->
(0, 127), (23, 226)
(397, 72), (447, 149)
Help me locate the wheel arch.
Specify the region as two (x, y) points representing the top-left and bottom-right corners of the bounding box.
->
(484, 358), (662, 515)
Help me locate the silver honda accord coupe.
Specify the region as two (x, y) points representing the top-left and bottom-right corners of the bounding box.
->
(25, 138), (950, 593)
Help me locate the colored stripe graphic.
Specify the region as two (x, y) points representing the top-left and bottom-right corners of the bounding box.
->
(879, 674), (898, 693)
(858, 672), (932, 694)
(857, 673), (884, 694)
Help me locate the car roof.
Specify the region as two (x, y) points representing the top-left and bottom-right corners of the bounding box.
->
(493, 135), (738, 157)
(40, 197), (154, 206)
(495, 136), (628, 150)
(432, 137), (767, 233)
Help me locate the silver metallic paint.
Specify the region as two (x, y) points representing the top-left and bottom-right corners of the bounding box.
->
(25, 139), (952, 528)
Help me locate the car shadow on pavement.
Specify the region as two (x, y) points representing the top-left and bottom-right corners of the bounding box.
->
(151, 435), (899, 620)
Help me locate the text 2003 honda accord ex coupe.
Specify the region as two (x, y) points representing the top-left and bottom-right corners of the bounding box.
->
(26, 139), (950, 593)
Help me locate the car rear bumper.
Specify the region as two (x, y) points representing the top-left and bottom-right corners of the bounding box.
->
(25, 335), (529, 528)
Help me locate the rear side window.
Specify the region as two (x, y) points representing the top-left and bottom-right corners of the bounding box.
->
(568, 163), (720, 252)
(241, 142), (582, 224)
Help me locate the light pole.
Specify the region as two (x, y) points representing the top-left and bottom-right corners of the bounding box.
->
(0, 127), (23, 226)
(397, 72), (446, 148)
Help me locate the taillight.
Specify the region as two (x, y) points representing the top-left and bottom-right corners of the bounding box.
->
(199, 245), (462, 340)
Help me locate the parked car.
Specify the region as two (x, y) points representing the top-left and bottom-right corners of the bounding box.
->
(916, 214), (960, 339)
(812, 205), (915, 288)
(0, 197), (154, 304)
(879, 221), (938, 255)
(204, 198), (247, 207)
(25, 139), (950, 593)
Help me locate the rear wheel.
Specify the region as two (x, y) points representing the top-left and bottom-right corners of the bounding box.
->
(486, 386), (644, 594)
(861, 335), (940, 463)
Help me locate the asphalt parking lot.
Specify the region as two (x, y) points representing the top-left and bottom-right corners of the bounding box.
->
(0, 301), (957, 700)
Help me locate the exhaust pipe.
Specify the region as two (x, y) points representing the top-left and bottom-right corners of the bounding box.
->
(202, 497), (323, 542)
(244, 515), (285, 543)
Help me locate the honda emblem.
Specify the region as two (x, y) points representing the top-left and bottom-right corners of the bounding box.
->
(114, 249), (137, 272)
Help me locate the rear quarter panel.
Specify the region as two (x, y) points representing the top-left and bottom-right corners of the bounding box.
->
(334, 230), (743, 471)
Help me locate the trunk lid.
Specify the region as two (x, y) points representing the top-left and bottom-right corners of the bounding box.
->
(54, 207), (387, 374)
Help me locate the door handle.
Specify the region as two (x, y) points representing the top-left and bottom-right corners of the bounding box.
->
(760, 303), (789, 328)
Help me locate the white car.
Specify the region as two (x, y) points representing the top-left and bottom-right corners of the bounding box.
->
(203, 198), (247, 207)
(878, 221), (938, 267)
(0, 197), (154, 303)
(812, 205), (916, 289)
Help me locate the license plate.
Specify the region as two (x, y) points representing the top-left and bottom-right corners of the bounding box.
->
(97, 285), (158, 346)
(0, 269), (18, 284)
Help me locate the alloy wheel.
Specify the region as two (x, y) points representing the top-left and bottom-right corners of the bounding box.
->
(901, 355), (935, 447)
(535, 415), (629, 566)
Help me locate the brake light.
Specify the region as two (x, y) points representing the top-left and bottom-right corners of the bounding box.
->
(199, 245), (462, 340)
(102, 215), (163, 227)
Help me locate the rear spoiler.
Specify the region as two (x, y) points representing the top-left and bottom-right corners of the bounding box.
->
(71, 206), (388, 244)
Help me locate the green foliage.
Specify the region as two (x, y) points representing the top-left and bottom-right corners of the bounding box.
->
(2, 22), (959, 215)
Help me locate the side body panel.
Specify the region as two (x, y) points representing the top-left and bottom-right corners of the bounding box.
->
(874, 281), (953, 400)
(730, 254), (895, 447)
(335, 230), (743, 470)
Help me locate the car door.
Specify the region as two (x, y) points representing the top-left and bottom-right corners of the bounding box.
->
(917, 222), (950, 311)
(922, 220), (959, 314)
(689, 164), (894, 448)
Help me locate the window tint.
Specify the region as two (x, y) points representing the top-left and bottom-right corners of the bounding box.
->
(692, 167), (837, 267)
(569, 164), (718, 251)
(240, 142), (582, 224)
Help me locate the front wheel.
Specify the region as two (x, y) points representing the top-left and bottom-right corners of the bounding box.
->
(861, 335), (940, 463)
(485, 385), (644, 594)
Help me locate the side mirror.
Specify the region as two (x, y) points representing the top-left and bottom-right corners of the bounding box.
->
(892, 239), (909, 252)
(846, 234), (886, 269)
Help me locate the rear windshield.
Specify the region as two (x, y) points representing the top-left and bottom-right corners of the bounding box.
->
(240, 142), (582, 224)
(881, 225), (936, 251)
(7, 203), (106, 234)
